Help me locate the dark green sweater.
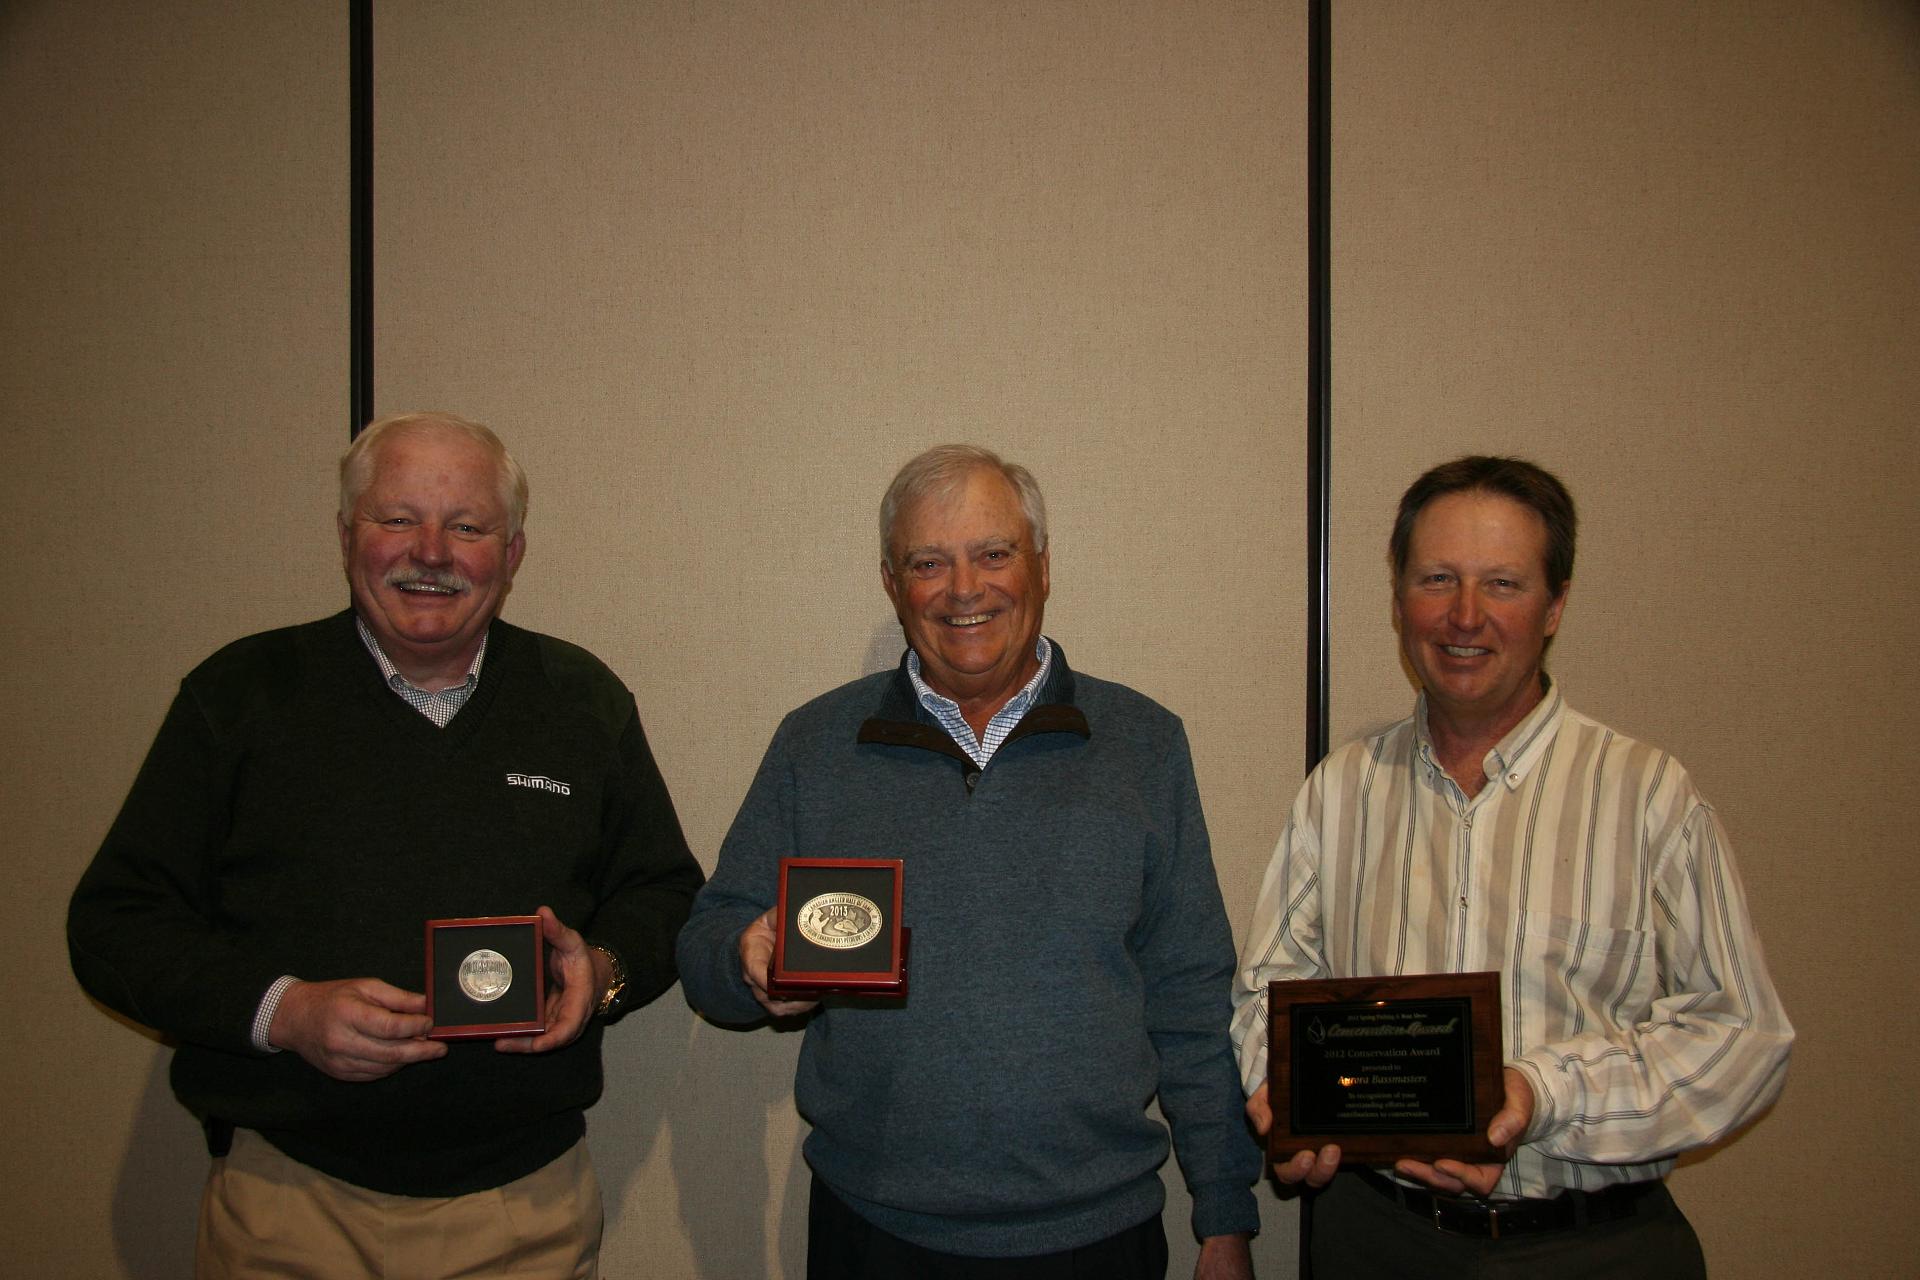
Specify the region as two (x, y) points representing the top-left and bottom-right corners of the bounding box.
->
(69, 611), (704, 1195)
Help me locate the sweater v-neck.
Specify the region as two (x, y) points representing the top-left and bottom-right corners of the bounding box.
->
(320, 610), (516, 755)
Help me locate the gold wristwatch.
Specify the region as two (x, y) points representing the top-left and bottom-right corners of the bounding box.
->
(588, 943), (628, 1017)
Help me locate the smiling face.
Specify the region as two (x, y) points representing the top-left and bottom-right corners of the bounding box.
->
(881, 466), (1050, 722)
(338, 427), (525, 688)
(1393, 489), (1567, 742)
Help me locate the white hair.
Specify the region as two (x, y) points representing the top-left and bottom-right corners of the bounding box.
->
(879, 444), (1047, 565)
(339, 411), (529, 538)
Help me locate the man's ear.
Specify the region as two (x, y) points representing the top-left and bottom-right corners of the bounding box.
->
(1544, 581), (1569, 637)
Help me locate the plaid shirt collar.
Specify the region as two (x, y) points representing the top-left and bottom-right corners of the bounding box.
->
(354, 615), (487, 727)
(906, 635), (1053, 767)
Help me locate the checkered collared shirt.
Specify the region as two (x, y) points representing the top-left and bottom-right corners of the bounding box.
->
(906, 636), (1053, 767)
(354, 616), (487, 727)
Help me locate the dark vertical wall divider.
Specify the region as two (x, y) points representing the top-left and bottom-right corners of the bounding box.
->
(350, 0), (373, 438)
(1304, 0), (1331, 773)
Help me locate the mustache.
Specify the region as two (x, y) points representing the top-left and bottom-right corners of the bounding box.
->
(386, 567), (472, 593)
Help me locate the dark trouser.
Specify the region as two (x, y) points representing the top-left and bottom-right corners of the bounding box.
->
(1309, 1169), (1707, 1279)
(807, 1175), (1169, 1280)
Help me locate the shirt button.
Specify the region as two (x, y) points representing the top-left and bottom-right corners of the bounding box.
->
(965, 771), (982, 789)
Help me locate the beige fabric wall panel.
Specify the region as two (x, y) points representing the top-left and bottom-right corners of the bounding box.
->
(374, 2), (1307, 1274)
(1331, 2), (1918, 1276)
(1, 2), (348, 1276)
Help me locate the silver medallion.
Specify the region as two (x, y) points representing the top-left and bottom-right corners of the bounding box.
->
(796, 892), (882, 950)
(457, 948), (513, 1002)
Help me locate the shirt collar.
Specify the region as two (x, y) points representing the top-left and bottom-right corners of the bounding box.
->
(1416, 675), (1565, 793)
(354, 615), (488, 694)
(906, 635), (1053, 724)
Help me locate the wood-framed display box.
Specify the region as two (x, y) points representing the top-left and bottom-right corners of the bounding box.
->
(424, 914), (547, 1041)
(768, 857), (908, 999)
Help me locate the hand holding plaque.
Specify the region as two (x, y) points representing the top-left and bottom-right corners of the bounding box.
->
(425, 915), (548, 1040)
(1267, 972), (1504, 1166)
(767, 858), (909, 999)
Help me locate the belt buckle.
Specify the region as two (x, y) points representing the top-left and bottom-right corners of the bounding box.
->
(1430, 1194), (1499, 1239)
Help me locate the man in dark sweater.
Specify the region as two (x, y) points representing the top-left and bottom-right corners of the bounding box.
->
(68, 412), (704, 1278)
(677, 446), (1260, 1279)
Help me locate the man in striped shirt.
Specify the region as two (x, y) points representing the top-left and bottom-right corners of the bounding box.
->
(1230, 456), (1791, 1276)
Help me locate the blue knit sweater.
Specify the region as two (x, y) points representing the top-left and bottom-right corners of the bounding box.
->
(677, 644), (1260, 1256)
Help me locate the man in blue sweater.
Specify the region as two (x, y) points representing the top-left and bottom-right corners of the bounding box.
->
(69, 412), (704, 1278)
(677, 445), (1259, 1279)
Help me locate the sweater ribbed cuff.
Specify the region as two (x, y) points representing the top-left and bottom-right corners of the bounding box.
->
(1189, 1178), (1261, 1242)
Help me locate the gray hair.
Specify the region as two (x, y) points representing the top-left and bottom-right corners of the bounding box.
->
(339, 411), (529, 539)
(879, 444), (1048, 565)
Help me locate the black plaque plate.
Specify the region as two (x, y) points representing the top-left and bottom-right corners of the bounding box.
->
(1268, 972), (1503, 1164)
(768, 858), (907, 998)
(425, 915), (547, 1040)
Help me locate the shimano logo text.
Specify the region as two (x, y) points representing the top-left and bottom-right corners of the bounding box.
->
(506, 772), (572, 796)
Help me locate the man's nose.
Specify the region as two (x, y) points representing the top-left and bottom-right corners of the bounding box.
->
(948, 559), (981, 600)
(411, 524), (451, 566)
(1447, 587), (1482, 629)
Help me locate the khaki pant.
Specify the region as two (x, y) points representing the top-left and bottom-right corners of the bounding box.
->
(196, 1128), (603, 1279)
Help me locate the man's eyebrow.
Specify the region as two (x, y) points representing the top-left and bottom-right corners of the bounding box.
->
(1410, 559), (1535, 577)
(897, 535), (1021, 560)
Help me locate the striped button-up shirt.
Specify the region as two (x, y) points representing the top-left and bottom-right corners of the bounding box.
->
(907, 636), (1053, 767)
(1230, 682), (1792, 1198)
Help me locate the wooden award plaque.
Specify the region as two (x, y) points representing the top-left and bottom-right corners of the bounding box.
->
(1268, 971), (1505, 1165)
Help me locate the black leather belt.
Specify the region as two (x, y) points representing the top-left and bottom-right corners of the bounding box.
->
(1356, 1167), (1661, 1239)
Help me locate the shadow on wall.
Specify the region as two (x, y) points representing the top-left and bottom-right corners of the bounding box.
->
(109, 1032), (205, 1277)
(592, 1000), (812, 1278)
(1674, 1101), (1784, 1174)
(673, 1017), (811, 1278)
(861, 618), (901, 679)
(585, 623), (908, 1276)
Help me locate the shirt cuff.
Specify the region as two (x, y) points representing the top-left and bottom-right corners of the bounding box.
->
(1508, 1055), (1558, 1142)
(1237, 1043), (1269, 1098)
(250, 975), (300, 1053)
